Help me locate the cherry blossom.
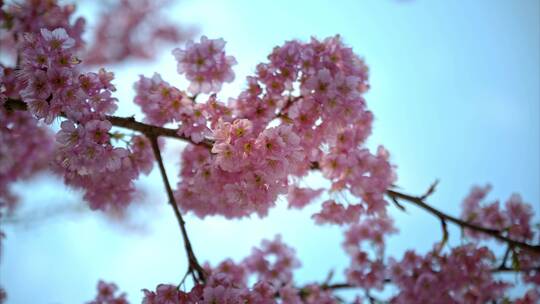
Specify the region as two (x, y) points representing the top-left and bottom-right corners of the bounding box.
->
(88, 280), (129, 304)
(83, 0), (187, 66)
(0, 1), (538, 303)
(388, 245), (510, 303)
(172, 36), (237, 94)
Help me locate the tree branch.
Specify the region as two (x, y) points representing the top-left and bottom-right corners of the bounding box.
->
(148, 135), (206, 283)
(4, 97), (540, 254)
(3, 98), (212, 148)
(499, 245), (512, 269)
(385, 189), (540, 253)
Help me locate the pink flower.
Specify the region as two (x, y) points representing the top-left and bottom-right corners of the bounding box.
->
(515, 289), (540, 304)
(85, 119), (112, 144)
(279, 285), (302, 304)
(460, 185), (536, 242)
(243, 235), (300, 286)
(302, 68), (336, 100)
(389, 245), (509, 303)
(177, 104), (211, 143)
(82, 0), (184, 65)
(20, 70), (50, 100)
(87, 280), (128, 304)
(172, 36), (237, 94)
(41, 28), (75, 50)
(96, 280), (118, 301)
(505, 194), (534, 241)
(56, 120), (85, 146)
(461, 184), (492, 218)
(287, 186), (323, 209)
(155, 284), (181, 304)
(26, 98), (50, 120)
(312, 200), (363, 225)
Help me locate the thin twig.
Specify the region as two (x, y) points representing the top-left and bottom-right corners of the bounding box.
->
(499, 245), (512, 270)
(275, 95), (302, 121)
(3, 98), (212, 148)
(420, 179), (439, 200)
(386, 189), (540, 253)
(148, 135), (206, 283)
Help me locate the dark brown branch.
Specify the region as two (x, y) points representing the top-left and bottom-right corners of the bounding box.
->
(385, 189), (540, 253)
(3, 98), (212, 148)
(109, 115), (213, 149)
(4, 98), (27, 111)
(4, 97), (540, 254)
(148, 135), (206, 283)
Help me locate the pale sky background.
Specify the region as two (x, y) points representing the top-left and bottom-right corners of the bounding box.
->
(1, 0), (539, 303)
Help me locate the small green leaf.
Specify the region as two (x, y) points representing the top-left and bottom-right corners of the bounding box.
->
(511, 250), (520, 270)
(1, 12), (14, 30)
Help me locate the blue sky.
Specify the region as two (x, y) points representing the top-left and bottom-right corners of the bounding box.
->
(1, 0), (539, 303)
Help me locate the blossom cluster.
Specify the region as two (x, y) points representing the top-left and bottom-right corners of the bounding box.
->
(0, 0), (186, 66)
(133, 73), (215, 143)
(88, 280), (129, 304)
(343, 215), (397, 290)
(83, 0), (185, 66)
(138, 235), (338, 304)
(461, 184), (535, 242)
(461, 184), (540, 286)
(0, 0), (85, 55)
(172, 36), (237, 94)
(1, 1), (539, 303)
(176, 121), (305, 218)
(312, 199), (363, 225)
(286, 186), (324, 209)
(0, 107), (54, 209)
(87, 238), (540, 304)
(9, 26), (154, 211)
(134, 35), (396, 222)
(388, 245), (509, 303)
(94, 234), (540, 303)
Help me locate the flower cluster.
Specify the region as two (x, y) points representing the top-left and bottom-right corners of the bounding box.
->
(133, 73), (216, 143)
(0, 108), (54, 209)
(515, 290), (540, 304)
(98, 232), (539, 304)
(287, 186), (324, 209)
(176, 121), (305, 218)
(243, 235), (301, 286)
(312, 200), (363, 225)
(162, 36), (395, 221)
(343, 215), (397, 290)
(0, 64), (24, 101)
(142, 274), (276, 304)
(83, 0), (186, 66)
(13, 28), (154, 211)
(87, 280), (129, 304)
(172, 36), (237, 94)
(461, 184), (535, 242)
(388, 245), (510, 303)
(141, 235), (341, 304)
(0, 0), (85, 54)
(460, 185), (540, 286)
(278, 285), (336, 304)
(2, 1), (539, 302)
